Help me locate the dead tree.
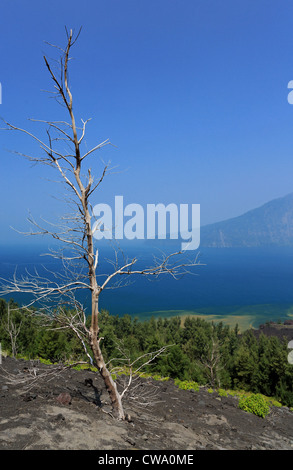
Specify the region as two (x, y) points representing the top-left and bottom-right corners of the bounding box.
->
(200, 337), (224, 388)
(2, 305), (22, 358)
(0, 28), (200, 420)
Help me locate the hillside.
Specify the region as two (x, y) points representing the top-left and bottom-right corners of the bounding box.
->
(200, 192), (293, 247)
(0, 356), (292, 452)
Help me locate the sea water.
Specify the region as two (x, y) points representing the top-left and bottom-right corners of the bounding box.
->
(1, 243), (293, 327)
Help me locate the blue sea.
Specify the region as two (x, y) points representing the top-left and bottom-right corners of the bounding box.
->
(1, 242), (293, 328)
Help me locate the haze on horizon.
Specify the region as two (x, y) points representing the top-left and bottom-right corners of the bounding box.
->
(1, 0), (293, 247)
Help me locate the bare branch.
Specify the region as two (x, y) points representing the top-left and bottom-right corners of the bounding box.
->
(0, 29), (202, 421)
(99, 250), (201, 292)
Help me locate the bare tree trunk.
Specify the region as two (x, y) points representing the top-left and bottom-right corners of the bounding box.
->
(3, 306), (22, 358)
(88, 273), (125, 418)
(201, 337), (223, 388)
(89, 324), (125, 420)
(82, 186), (125, 418)
(0, 28), (200, 420)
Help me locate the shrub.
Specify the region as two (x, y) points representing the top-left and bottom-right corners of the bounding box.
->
(268, 398), (282, 408)
(174, 379), (200, 391)
(151, 374), (169, 382)
(238, 393), (270, 418)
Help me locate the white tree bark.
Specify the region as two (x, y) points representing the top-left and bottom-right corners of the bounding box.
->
(0, 28), (200, 419)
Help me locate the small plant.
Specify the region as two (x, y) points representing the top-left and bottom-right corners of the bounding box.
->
(174, 379), (200, 391)
(267, 397), (282, 408)
(229, 390), (243, 398)
(207, 388), (214, 394)
(217, 388), (228, 397)
(238, 393), (270, 418)
(150, 374), (169, 382)
(38, 358), (53, 365)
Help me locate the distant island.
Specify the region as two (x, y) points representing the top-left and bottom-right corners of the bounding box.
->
(200, 192), (293, 247)
(144, 192), (293, 249)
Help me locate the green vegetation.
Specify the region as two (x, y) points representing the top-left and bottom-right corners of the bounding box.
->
(0, 298), (292, 410)
(174, 379), (200, 391)
(238, 393), (270, 418)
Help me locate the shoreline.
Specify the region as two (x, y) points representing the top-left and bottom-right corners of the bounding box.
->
(134, 303), (293, 332)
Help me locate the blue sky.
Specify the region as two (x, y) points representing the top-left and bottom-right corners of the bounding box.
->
(1, 0), (293, 245)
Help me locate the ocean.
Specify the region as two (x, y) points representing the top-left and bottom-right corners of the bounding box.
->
(1, 243), (293, 329)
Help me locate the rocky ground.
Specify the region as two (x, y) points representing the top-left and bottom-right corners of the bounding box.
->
(0, 356), (292, 453)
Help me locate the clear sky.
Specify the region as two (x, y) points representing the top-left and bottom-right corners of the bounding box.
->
(1, 0), (293, 245)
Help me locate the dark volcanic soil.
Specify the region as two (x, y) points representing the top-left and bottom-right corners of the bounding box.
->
(0, 356), (292, 451)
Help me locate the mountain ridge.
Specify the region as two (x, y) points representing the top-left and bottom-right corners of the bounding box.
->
(200, 192), (293, 247)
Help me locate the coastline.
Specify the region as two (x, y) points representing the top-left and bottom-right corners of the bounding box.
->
(134, 303), (293, 332)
